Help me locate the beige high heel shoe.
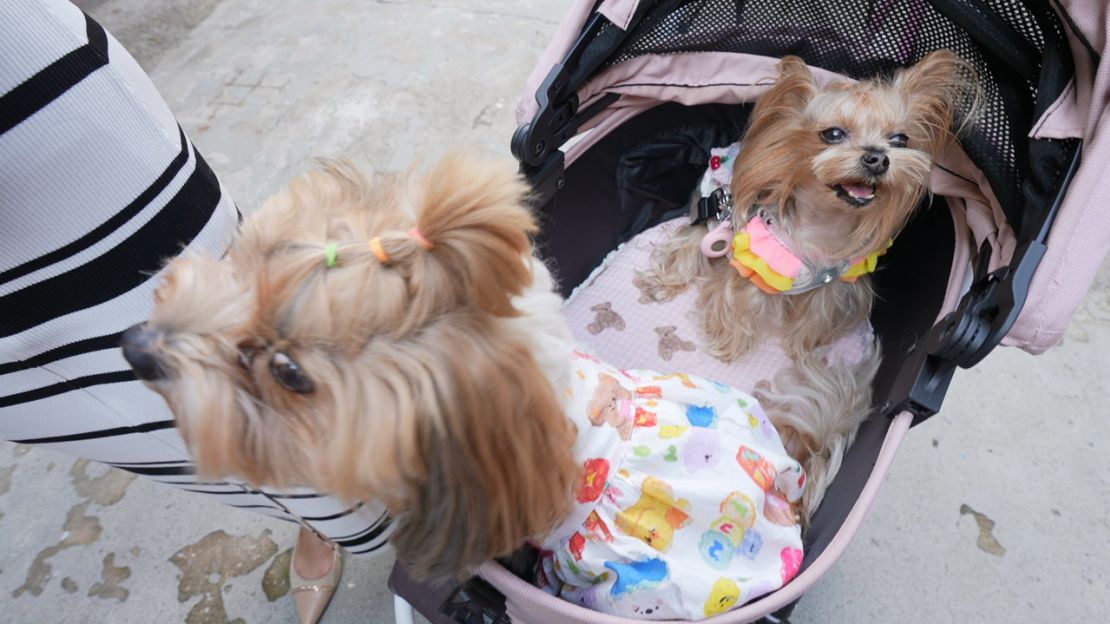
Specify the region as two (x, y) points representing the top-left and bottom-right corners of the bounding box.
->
(290, 538), (343, 624)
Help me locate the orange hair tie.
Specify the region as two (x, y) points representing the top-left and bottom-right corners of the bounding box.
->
(409, 228), (434, 250)
(368, 237), (390, 264)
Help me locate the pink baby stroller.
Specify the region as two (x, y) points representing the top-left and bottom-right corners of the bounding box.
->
(390, 1), (1109, 622)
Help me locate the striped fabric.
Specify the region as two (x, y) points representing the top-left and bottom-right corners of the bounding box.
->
(0, 0), (391, 556)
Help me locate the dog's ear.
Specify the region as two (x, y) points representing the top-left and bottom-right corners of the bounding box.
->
(894, 50), (977, 154)
(344, 314), (577, 580)
(746, 56), (818, 138)
(729, 56), (820, 213)
(409, 153), (537, 317)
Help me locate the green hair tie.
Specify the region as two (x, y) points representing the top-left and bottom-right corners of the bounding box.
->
(324, 243), (339, 268)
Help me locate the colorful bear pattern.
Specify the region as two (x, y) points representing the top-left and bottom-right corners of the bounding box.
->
(536, 350), (806, 620)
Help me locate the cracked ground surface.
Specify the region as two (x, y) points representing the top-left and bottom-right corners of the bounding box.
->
(3, 0), (1108, 622)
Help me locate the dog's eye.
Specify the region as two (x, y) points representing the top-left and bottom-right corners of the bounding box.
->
(819, 127), (848, 143)
(889, 133), (909, 148)
(270, 352), (315, 394)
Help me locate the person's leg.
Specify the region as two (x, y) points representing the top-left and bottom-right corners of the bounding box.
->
(0, 2), (388, 620)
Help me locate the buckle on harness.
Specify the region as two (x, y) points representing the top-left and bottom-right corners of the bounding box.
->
(691, 187), (733, 225)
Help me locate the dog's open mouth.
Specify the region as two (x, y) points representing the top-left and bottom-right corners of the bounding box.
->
(830, 182), (876, 207)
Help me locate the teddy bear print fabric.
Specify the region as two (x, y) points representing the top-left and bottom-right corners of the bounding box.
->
(536, 350), (805, 620)
(564, 220), (875, 392)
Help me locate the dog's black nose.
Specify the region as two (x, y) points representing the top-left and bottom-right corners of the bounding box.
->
(121, 324), (166, 381)
(861, 150), (889, 175)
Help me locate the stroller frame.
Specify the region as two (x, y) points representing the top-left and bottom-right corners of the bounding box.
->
(511, 0), (1081, 427)
(392, 1), (1090, 622)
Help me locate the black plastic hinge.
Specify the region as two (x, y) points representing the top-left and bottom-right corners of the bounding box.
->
(510, 86), (578, 168)
(886, 239), (1048, 425)
(511, 41), (583, 168)
(691, 187), (730, 225)
(933, 242), (1046, 366)
(885, 142), (1081, 426)
(512, 13), (613, 169)
(509, 60), (575, 208)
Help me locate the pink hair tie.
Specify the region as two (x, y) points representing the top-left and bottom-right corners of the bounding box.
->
(409, 228), (434, 250)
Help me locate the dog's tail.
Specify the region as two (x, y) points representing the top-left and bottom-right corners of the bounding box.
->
(755, 336), (881, 524)
(340, 152), (537, 327)
(409, 152), (538, 317)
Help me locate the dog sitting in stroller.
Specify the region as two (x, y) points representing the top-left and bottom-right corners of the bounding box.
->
(638, 50), (977, 518)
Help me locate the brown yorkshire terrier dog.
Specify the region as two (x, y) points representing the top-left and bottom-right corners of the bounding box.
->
(121, 157), (580, 580)
(638, 50), (976, 516)
(120, 155), (811, 612)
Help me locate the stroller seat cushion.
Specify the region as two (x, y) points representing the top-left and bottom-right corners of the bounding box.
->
(564, 219), (874, 392)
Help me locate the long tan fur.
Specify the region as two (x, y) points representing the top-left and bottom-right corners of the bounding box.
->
(141, 154), (578, 580)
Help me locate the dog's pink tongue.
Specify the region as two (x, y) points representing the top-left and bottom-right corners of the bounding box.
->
(842, 183), (875, 198)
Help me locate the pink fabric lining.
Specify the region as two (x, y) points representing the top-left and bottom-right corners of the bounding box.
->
(598, 0), (639, 30)
(1031, 78), (1083, 140)
(940, 195), (974, 325)
(514, 0), (599, 123)
(1003, 0), (1110, 351)
(929, 142), (1014, 274)
(479, 411), (915, 623)
(564, 52), (856, 163)
(576, 51), (846, 110)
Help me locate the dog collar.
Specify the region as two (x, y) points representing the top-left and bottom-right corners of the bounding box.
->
(692, 144), (889, 295)
(728, 208), (889, 295)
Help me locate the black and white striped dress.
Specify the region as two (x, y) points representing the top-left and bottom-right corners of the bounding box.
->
(0, 0), (391, 556)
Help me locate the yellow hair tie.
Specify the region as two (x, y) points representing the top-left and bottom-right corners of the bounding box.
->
(409, 227), (434, 250)
(368, 237), (390, 264)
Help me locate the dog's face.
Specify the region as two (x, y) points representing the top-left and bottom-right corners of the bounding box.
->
(803, 81), (934, 212)
(731, 51), (975, 258)
(121, 155), (578, 579)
